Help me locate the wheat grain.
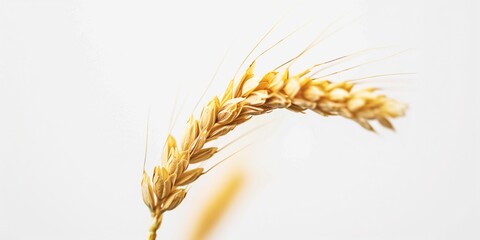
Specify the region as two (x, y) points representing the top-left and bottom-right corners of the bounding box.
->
(141, 56), (407, 239)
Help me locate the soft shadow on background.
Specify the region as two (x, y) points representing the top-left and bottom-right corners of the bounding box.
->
(0, 0), (478, 239)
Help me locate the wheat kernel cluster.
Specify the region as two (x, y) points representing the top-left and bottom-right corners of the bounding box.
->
(141, 61), (407, 239)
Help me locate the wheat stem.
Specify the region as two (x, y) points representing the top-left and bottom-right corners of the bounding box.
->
(148, 212), (162, 240)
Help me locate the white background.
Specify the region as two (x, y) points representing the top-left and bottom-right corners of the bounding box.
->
(0, 0), (479, 239)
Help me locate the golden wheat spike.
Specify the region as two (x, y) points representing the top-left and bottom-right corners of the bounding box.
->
(141, 55), (407, 238)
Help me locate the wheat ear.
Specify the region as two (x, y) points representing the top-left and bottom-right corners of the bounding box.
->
(141, 60), (407, 239)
